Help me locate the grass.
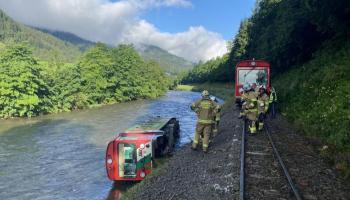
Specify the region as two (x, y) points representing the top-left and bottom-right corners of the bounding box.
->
(273, 41), (350, 180)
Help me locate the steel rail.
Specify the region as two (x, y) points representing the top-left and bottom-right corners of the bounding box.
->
(265, 124), (302, 200)
(239, 119), (246, 200)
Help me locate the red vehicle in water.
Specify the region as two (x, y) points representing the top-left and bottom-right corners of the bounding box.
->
(235, 59), (271, 101)
(105, 117), (179, 181)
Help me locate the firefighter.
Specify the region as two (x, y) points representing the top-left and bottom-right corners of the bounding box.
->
(239, 84), (249, 118)
(257, 86), (269, 131)
(269, 86), (278, 118)
(191, 90), (218, 153)
(241, 83), (258, 134)
(210, 96), (221, 138)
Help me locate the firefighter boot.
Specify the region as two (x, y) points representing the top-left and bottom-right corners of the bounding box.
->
(203, 147), (208, 153)
(212, 128), (218, 138)
(202, 125), (211, 153)
(258, 122), (264, 131)
(249, 124), (257, 134)
(238, 112), (245, 119)
(191, 132), (200, 150)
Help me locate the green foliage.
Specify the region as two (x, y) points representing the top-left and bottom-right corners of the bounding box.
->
(78, 44), (169, 104)
(0, 45), (51, 118)
(182, 54), (230, 83)
(184, 0), (350, 83)
(274, 42), (350, 151)
(0, 43), (169, 118)
(137, 44), (194, 75)
(0, 9), (82, 62)
(36, 28), (95, 51)
(244, 0), (350, 73)
(40, 62), (86, 111)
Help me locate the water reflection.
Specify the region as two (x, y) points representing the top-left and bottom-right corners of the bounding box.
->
(107, 182), (137, 200)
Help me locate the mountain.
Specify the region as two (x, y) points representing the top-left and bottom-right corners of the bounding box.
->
(0, 10), (82, 62)
(136, 44), (194, 74)
(0, 9), (193, 73)
(34, 28), (95, 51)
(34, 28), (193, 74)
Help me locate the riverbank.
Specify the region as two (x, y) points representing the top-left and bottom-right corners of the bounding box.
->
(176, 83), (235, 110)
(122, 99), (242, 200)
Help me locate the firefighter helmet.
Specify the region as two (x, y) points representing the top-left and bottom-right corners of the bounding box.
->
(243, 83), (251, 91)
(201, 90), (209, 97)
(258, 85), (266, 91)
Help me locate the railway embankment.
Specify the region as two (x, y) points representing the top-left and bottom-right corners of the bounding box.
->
(273, 42), (350, 180)
(122, 85), (350, 199)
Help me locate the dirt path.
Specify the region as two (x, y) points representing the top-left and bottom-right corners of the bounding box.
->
(130, 106), (350, 200)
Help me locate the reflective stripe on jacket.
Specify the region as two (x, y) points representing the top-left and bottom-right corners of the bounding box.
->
(191, 98), (217, 124)
(269, 91), (277, 103)
(241, 91), (258, 113)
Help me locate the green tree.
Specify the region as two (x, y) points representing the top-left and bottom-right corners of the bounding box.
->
(78, 43), (114, 104)
(0, 45), (51, 117)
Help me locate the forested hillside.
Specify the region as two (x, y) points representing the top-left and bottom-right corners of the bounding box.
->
(184, 0), (350, 83)
(0, 9), (191, 118)
(35, 28), (95, 51)
(0, 10), (82, 62)
(1, 9), (191, 75)
(182, 0), (350, 159)
(136, 44), (193, 74)
(0, 43), (169, 118)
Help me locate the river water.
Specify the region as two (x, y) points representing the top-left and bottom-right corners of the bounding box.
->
(0, 91), (204, 200)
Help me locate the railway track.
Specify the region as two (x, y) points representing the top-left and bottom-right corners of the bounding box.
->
(239, 120), (302, 200)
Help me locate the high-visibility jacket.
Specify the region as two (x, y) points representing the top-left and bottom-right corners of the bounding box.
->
(258, 93), (270, 114)
(191, 98), (218, 125)
(269, 90), (277, 103)
(214, 104), (221, 122)
(241, 90), (258, 113)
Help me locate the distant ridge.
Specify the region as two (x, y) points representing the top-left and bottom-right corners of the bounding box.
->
(136, 44), (194, 74)
(0, 9), (82, 62)
(35, 28), (95, 51)
(0, 9), (193, 73)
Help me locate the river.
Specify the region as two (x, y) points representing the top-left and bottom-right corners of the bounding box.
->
(0, 91), (205, 200)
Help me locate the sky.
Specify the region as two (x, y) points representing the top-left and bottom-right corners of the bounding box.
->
(0, 0), (256, 62)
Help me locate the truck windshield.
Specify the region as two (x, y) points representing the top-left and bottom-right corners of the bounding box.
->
(238, 69), (267, 86)
(118, 143), (137, 178)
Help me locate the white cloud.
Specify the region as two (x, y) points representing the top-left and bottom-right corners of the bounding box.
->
(124, 20), (227, 62)
(0, 0), (227, 62)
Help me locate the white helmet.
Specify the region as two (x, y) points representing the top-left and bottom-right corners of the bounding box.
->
(242, 83), (251, 91)
(201, 90), (209, 97)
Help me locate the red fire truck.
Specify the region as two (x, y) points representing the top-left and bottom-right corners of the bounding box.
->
(235, 59), (271, 102)
(105, 117), (179, 181)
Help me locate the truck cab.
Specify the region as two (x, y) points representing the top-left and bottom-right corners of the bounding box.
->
(106, 117), (179, 181)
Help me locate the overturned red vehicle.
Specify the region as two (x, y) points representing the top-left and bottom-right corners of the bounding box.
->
(105, 117), (179, 181)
